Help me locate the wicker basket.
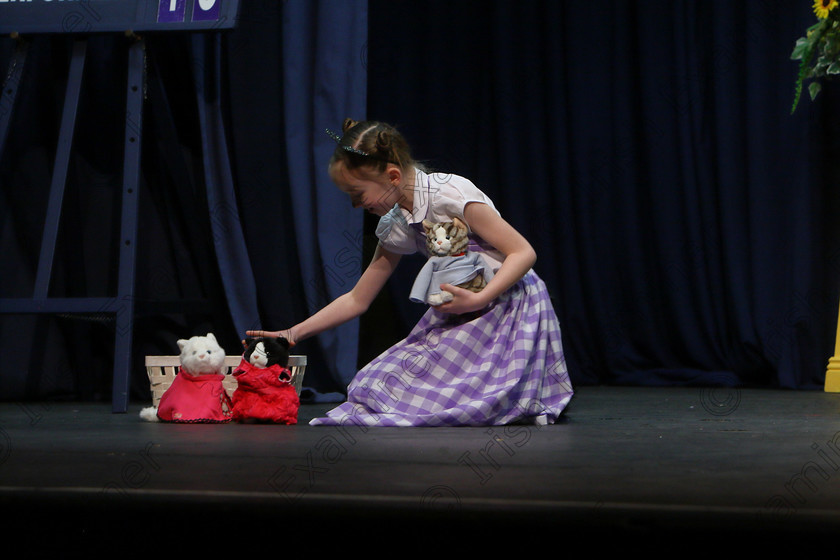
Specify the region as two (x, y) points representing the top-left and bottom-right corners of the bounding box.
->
(144, 355), (307, 408)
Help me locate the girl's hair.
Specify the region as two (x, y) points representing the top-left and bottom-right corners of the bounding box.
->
(329, 119), (416, 174)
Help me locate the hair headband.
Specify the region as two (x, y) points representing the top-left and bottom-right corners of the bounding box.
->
(325, 128), (371, 157)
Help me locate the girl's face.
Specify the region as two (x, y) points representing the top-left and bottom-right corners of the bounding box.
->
(329, 161), (408, 216)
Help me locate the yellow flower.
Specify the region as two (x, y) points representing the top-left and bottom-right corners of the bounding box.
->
(814, 0), (839, 19)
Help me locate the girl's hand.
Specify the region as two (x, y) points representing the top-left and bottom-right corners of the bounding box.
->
(244, 329), (297, 347)
(433, 284), (490, 315)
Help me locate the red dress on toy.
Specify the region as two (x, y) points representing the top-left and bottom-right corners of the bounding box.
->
(231, 360), (299, 424)
(157, 369), (233, 423)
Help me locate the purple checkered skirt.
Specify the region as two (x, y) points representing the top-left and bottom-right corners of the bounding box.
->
(309, 270), (573, 427)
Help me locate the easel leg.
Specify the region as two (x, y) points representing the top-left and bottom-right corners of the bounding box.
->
(112, 38), (144, 413)
(34, 39), (87, 299)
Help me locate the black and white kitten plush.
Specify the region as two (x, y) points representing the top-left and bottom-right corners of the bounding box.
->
(231, 336), (298, 424)
(242, 336), (290, 372)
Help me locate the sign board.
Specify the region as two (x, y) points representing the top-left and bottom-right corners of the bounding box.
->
(0, 0), (240, 34)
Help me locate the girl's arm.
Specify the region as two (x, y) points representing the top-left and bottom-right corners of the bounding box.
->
(435, 201), (536, 315)
(246, 244), (402, 344)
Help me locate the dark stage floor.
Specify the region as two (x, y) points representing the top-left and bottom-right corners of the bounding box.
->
(2, 385), (840, 553)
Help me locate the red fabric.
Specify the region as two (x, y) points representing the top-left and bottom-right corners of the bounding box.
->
(157, 370), (232, 423)
(231, 359), (300, 424)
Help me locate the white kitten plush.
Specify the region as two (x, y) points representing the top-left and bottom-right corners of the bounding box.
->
(176, 332), (226, 376)
(139, 333), (231, 423)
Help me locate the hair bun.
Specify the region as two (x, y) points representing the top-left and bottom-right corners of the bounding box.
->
(375, 130), (391, 149)
(342, 118), (358, 133)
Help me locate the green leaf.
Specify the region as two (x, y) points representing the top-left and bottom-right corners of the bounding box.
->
(792, 20), (831, 114)
(809, 81), (822, 100)
(829, 62), (840, 74)
(791, 37), (811, 60)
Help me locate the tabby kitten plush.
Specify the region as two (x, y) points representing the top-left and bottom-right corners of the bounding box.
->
(409, 217), (493, 306)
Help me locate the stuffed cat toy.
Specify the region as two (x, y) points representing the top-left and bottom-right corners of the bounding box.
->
(409, 217), (494, 306)
(231, 336), (299, 424)
(139, 333), (232, 423)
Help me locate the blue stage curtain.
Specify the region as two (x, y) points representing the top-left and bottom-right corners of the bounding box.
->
(223, 0), (368, 395)
(5, 0), (839, 402)
(279, 0), (368, 390)
(191, 33), (260, 341)
(366, 0), (840, 390)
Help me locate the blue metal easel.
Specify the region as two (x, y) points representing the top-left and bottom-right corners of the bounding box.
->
(0, 0), (241, 413)
(0, 36), (144, 413)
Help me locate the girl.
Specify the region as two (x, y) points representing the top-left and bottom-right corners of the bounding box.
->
(247, 119), (573, 426)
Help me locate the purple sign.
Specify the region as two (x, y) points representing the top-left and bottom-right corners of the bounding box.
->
(0, 0), (239, 33)
(193, 0), (221, 22)
(158, 0), (186, 23)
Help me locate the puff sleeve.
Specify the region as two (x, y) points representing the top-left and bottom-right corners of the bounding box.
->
(375, 204), (420, 255)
